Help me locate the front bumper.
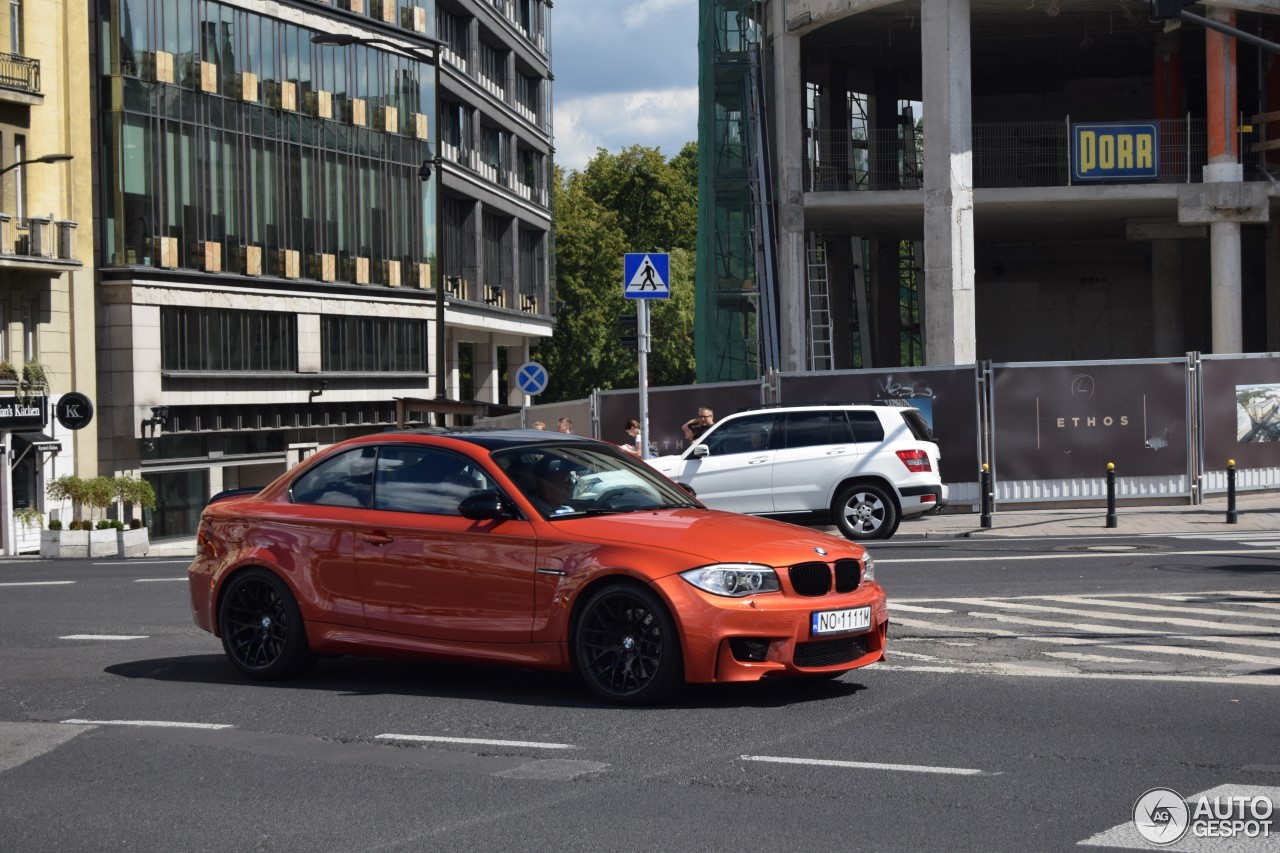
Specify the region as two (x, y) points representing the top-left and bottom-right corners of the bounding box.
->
(651, 575), (889, 683)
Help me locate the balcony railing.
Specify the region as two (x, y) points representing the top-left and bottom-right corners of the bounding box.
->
(0, 214), (78, 263)
(805, 118), (1269, 192)
(0, 52), (39, 94)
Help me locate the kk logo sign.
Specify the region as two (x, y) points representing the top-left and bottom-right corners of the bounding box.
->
(55, 392), (95, 431)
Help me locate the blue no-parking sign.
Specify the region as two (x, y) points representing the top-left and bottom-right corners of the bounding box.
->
(623, 253), (670, 299)
(516, 361), (548, 396)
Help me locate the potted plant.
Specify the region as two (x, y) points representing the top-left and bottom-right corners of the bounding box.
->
(112, 476), (156, 557)
(14, 507), (42, 555)
(45, 476), (90, 558)
(18, 361), (49, 405)
(0, 360), (17, 383)
(85, 477), (119, 557)
(40, 517), (64, 558)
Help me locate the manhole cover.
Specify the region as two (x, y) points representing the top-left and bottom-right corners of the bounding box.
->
(1059, 543), (1162, 552)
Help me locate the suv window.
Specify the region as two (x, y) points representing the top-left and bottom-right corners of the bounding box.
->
(782, 411), (855, 448)
(900, 409), (935, 443)
(848, 410), (885, 442)
(703, 414), (776, 455)
(290, 447), (377, 508)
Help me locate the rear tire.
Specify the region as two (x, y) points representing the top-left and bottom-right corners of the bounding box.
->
(572, 582), (683, 705)
(833, 483), (899, 541)
(218, 568), (314, 680)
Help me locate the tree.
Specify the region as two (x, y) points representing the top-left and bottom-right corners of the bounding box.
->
(536, 145), (698, 401)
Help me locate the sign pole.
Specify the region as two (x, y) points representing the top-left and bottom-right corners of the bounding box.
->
(638, 299), (651, 458)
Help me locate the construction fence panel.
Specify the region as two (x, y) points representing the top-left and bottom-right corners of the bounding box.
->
(1199, 353), (1280, 494)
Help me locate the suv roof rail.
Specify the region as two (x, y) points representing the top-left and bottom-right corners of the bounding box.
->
(737, 399), (918, 412)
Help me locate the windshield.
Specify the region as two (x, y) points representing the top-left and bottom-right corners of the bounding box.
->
(492, 443), (700, 519)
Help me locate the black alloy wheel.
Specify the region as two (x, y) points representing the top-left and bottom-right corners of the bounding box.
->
(218, 568), (314, 680)
(833, 482), (900, 541)
(573, 582), (683, 705)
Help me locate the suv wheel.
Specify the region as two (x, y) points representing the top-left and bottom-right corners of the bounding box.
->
(833, 483), (899, 541)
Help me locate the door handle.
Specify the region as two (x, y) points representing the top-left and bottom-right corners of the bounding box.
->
(826, 449), (848, 455)
(747, 456), (769, 464)
(359, 531), (394, 546)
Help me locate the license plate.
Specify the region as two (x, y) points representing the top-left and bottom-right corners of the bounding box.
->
(811, 606), (872, 637)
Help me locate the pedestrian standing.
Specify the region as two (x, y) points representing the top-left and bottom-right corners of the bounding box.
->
(681, 407), (715, 443)
(620, 419), (643, 457)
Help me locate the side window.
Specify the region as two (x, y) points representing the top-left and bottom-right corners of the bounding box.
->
(783, 411), (842, 449)
(289, 447), (376, 508)
(848, 411), (886, 443)
(703, 414), (774, 455)
(375, 445), (495, 515)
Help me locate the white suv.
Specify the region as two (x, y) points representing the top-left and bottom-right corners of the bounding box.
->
(649, 402), (945, 540)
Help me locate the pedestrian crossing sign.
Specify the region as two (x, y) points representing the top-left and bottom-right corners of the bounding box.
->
(623, 253), (670, 299)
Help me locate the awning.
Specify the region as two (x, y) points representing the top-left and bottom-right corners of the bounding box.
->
(10, 431), (61, 468)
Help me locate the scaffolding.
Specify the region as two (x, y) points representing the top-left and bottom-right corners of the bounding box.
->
(695, 0), (776, 383)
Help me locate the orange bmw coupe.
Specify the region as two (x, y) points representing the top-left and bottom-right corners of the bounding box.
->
(188, 430), (887, 704)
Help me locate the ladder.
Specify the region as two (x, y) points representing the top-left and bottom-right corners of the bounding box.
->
(806, 237), (834, 371)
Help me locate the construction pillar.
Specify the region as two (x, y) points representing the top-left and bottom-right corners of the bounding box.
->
(920, 0), (977, 366)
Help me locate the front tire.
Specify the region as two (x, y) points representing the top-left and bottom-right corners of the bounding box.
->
(573, 582), (683, 705)
(833, 483), (899, 541)
(218, 568), (314, 680)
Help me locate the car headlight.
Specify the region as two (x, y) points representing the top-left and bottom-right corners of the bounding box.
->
(680, 564), (780, 597)
(862, 553), (875, 582)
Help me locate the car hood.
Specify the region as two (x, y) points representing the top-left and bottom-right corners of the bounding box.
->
(549, 507), (864, 566)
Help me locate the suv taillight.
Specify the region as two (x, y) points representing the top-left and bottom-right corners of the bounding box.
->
(895, 449), (932, 473)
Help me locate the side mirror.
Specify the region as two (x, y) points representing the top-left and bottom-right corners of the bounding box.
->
(677, 482), (697, 498)
(459, 491), (511, 521)
(691, 444), (709, 459)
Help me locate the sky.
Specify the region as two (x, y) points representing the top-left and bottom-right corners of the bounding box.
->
(549, 0), (699, 173)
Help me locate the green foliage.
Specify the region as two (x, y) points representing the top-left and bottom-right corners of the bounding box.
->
(48, 519), (63, 531)
(96, 519), (116, 531)
(536, 145), (698, 401)
(113, 476), (157, 511)
(15, 507), (42, 531)
(18, 361), (50, 405)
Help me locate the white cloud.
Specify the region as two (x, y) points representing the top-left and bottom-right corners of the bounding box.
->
(621, 0), (688, 30)
(554, 87), (699, 172)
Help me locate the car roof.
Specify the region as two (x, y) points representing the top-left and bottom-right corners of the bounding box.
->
(371, 428), (600, 452)
(733, 401), (921, 415)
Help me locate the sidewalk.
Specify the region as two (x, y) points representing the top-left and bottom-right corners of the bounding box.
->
(144, 492), (1280, 557)
(892, 491), (1280, 540)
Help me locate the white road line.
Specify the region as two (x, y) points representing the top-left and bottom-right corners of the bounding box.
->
(894, 589), (1271, 604)
(889, 616), (1020, 636)
(874, 662), (1280, 687)
(134, 577), (187, 583)
(740, 755), (987, 776)
(61, 719), (233, 730)
(968, 612), (1280, 651)
(875, 548), (1269, 564)
(0, 581), (74, 587)
(59, 634), (149, 641)
(376, 734), (575, 750)
(1098, 643), (1280, 667)
(92, 560), (191, 566)
(1034, 595), (1280, 621)
(945, 598), (1274, 634)
(889, 604), (956, 614)
(889, 650), (948, 662)
(1042, 651), (1143, 664)
(1080, 784), (1280, 850)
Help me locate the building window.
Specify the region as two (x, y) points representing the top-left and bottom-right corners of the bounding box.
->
(160, 307), (297, 372)
(13, 134), (25, 223)
(21, 302), (33, 361)
(320, 316), (426, 373)
(9, 0), (20, 54)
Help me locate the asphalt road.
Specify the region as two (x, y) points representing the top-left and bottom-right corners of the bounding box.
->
(1, 534), (1277, 852)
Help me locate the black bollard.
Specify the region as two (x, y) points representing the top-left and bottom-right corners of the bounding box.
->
(1105, 462), (1118, 529)
(1227, 459), (1238, 524)
(980, 463), (993, 529)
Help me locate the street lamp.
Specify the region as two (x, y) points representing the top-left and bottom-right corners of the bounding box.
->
(310, 33), (448, 405)
(0, 152), (73, 177)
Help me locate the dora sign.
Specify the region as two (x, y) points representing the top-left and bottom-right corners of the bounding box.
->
(1072, 122), (1159, 181)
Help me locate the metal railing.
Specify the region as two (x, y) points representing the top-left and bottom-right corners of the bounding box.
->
(0, 52), (39, 94)
(805, 118), (1268, 192)
(0, 214), (77, 260)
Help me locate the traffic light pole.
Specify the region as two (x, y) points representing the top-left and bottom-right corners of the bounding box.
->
(638, 298), (652, 458)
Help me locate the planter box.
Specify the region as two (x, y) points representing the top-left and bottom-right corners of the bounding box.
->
(117, 527), (150, 558)
(42, 529), (88, 559)
(88, 529), (119, 558)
